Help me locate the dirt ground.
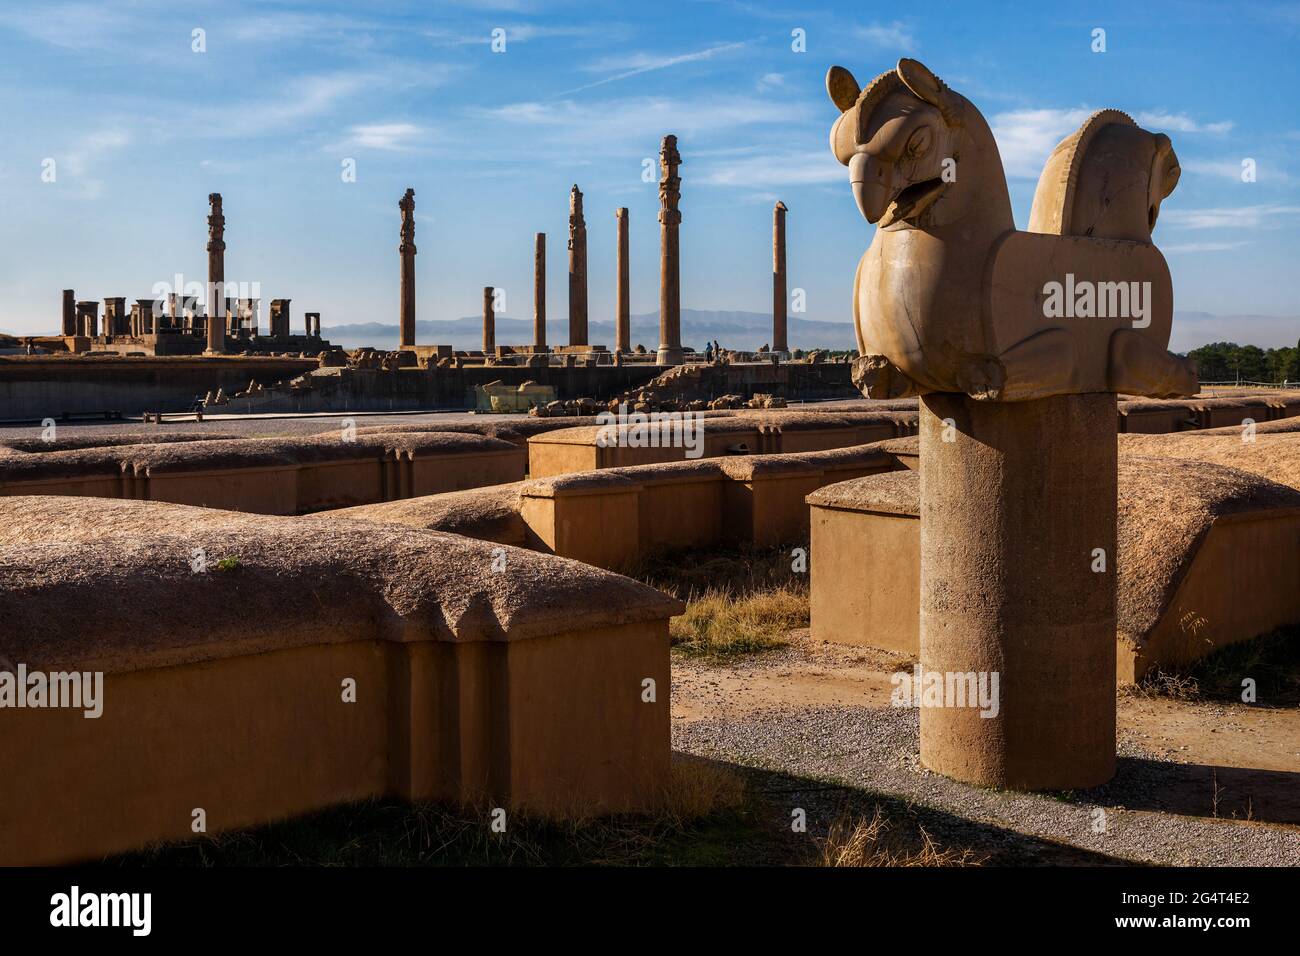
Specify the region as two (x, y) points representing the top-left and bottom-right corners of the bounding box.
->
(671, 630), (1300, 865)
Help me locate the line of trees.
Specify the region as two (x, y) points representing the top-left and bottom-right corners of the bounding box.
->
(1185, 341), (1300, 383)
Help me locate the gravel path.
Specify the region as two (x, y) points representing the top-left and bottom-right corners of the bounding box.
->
(674, 703), (1300, 866)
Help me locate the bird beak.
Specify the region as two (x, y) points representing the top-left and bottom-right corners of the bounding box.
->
(849, 153), (893, 224)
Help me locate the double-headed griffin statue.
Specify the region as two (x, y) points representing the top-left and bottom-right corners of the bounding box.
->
(827, 58), (1197, 402)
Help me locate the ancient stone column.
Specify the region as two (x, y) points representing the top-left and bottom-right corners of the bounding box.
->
(615, 208), (630, 353)
(398, 188), (416, 349)
(135, 298), (157, 335)
(268, 299), (285, 338)
(772, 201), (788, 353)
(76, 301), (98, 338)
(483, 287), (495, 354)
(567, 185), (588, 347)
(533, 232), (547, 351)
(168, 293), (178, 332)
(102, 298), (125, 336)
(656, 134), (684, 366)
(61, 290), (76, 336)
(919, 393), (1118, 790)
(206, 193), (226, 354)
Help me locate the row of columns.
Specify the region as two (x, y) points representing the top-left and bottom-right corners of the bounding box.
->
(67, 139), (779, 358)
(411, 134), (788, 363)
(498, 137), (782, 361)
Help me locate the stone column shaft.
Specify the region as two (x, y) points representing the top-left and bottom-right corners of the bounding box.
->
(76, 301), (98, 338)
(533, 232), (547, 351)
(773, 201), (788, 353)
(918, 393), (1118, 790)
(206, 193), (226, 354)
(657, 135), (683, 366)
(399, 188), (417, 349)
(568, 185), (588, 347)
(615, 208), (630, 353)
(483, 287), (495, 354)
(135, 299), (156, 335)
(61, 290), (76, 336)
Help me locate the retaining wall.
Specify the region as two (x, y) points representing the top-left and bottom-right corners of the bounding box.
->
(806, 457), (1300, 681)
(0, 496), (678, 864)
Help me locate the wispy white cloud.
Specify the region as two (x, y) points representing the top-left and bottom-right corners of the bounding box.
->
(229, 12), (382, 44)
(1181, 158), (1293, 184)
(992, 107), (1242, 180)
(0, 2), (134, 51)
(1162, 241), (1250, 253)
(57, 126), (131, 198)
(440, 0), (538, 10)
(855, 21), (916, 52)
(177, 63), (452, 141)
(1161, 204), (1300, 229)
(991, 107), (1094, 179)
(1135, 111), (1234, 134)
(484, 94), (788, 147)
(336, 122), (429, 151)
(561, 41), (748, 94)
(229, 73), (372, 135)
(699, 150), (841, 188)
(426, 23), (608, 46)
(756, 72), (784, 92)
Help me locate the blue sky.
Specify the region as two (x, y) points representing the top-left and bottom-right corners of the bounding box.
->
(0, 0), (1297, 348)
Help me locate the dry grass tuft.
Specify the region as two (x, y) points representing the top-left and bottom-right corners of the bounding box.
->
(626, 541), (811, 659)
(653, 755), (747, 826)
(1128, 669), (1202, 701)
(820, 808), (984, 867)
(670, 585), (807, 658)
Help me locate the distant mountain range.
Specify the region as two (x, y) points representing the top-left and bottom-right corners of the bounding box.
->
(322, 310), (858, 352)
(321, 308), (1299, 354)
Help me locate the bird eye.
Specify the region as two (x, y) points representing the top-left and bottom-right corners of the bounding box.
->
(905, 127), (932, 159)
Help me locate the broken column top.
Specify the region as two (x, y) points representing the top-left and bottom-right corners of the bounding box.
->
(399, 188), (416, 252)
(658, 135), (681, 222)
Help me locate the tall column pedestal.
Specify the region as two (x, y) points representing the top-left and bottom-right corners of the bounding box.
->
(918, 392), (1117, 790)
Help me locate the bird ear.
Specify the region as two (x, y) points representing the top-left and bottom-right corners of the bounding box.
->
(896, 58), (962, 126)
(826, 66), (860, 113)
